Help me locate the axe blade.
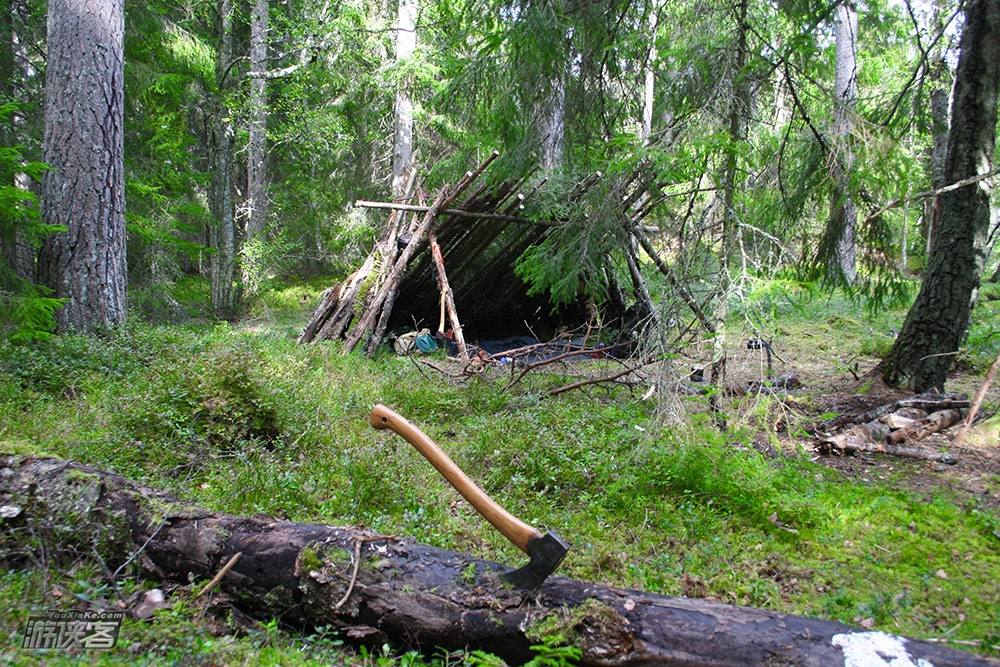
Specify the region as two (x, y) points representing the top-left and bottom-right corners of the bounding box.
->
(502, 531), (569, 589)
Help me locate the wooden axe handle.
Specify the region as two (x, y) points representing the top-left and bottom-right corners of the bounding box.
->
(370, 404), (540, 553)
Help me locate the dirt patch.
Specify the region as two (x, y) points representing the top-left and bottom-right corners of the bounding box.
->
(711, 329), (1000, 512)
(779, 371), (1000, 512)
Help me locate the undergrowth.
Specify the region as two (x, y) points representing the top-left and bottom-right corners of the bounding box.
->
(1, 281), (998, 664)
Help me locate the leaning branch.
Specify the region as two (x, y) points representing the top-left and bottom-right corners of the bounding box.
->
(355, 201), (539, 225)
(865, 167), (1000, 224)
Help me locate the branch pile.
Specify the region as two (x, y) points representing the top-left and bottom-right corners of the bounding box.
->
(816, 393), (970, 463)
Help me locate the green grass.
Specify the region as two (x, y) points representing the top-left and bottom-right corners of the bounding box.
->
(2, 280), (999, 664)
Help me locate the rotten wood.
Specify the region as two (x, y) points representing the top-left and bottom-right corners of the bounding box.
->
(826, 439), (959, 464)
(3, 454), (993, 666)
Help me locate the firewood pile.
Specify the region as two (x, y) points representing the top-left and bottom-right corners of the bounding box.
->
(815, 393), (970, 463)
(298, 152), (673, 359)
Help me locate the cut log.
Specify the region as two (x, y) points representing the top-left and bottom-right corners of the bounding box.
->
(1, 454), (993, 666)
(819, 420), (890, 452)
(886, 409), (963, 445)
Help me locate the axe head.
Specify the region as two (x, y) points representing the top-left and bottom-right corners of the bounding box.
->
(502, 531), (569, 589)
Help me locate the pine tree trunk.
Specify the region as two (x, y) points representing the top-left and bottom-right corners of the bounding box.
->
(881, 0), (1000, 392)
(37, 0), (127, 332)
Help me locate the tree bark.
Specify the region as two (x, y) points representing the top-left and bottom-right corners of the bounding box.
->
(820, 0), (859, 286)
(881, 0), (1000, 392)
(923, 0), (953, 253)
(641, 7), (658, 146)
(709, 0), (750, 426)
(244, 0), (269, 260)
(208, 0), (239, 320)
(1, 454), (994, 667)
(391, 0), (417, 200)
(37, 0), (127, 332)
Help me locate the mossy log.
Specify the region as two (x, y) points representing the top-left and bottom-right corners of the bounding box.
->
(2, 453), (996, 667)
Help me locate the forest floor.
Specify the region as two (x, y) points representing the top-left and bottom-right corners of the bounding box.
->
(2, 276), (999, 665)
(719, 319), (1000, 514)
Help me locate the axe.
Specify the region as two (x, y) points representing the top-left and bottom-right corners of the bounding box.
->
(370, 404), (569, 589)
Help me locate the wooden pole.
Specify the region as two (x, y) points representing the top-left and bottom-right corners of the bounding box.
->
(428, 229), (470, 362)
(952, 348), (1000, 449)
(633, 229), (715, 333)
(344, 189), (448, 353)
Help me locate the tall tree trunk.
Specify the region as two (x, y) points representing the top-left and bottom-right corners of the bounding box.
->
(0, 0), (29, 284)
(241, 0), (269, 297)
(0, 1), (40, 284)
(37, 0), (127, 332)
(641, 7), (658, 146)
(391, 0), (417, 200)
(537, 5), (567, 174)
(881, 0), (1000, 392)
(822, 0), (859, 286)
(773, 59), (792, 130)
(923, 0), (953, 255)
(246, 0), (269, 241)
(209, 0), (239, 320)
(709, 0), (750, 425)
(539, 72), (566, 171)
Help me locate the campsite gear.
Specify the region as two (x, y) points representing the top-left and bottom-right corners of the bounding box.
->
(393, 328), (435, 355)
(414, 331), (437, 352)
(369, 404), (569, 588)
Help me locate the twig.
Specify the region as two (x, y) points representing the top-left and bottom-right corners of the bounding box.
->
(335, 535), (395, 609)
(865, 167), (1000, 224)
(547, 358), (655, 397)
(406, 351), (432, 380)
(111, 520), (166, 581)
(952, 348), (1000, 449)
(503, 347), (625, 392)
(197, 552), (242, 598)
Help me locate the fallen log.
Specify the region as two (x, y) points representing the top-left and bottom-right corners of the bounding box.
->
(1, 453), (993, 666)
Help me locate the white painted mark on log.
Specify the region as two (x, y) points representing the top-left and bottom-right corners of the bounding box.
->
(832, 631), (934, 667)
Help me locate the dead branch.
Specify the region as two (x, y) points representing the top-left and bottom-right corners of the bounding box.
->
(547, 360), (653, 397)
(952, 349), (1000, 449)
